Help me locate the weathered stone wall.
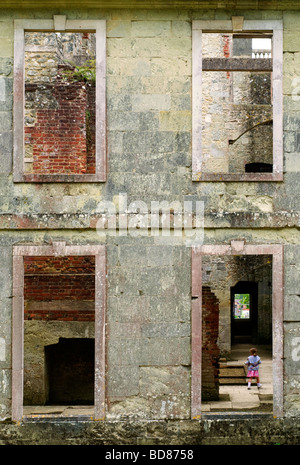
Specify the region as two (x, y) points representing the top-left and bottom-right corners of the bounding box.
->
(0, 3), (300, 442)
(0, 416), (300, 445)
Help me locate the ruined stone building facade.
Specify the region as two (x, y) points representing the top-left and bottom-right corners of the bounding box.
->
(0, 0), (300, 445)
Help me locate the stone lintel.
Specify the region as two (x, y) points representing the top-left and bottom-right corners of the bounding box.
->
(202, 57), (272, 72)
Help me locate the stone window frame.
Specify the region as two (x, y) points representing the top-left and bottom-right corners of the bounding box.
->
(192, 18), (283, 182)
(12, 241), (107, 421)
(13, 15), (107, 183)
(191, 241), (284, 419)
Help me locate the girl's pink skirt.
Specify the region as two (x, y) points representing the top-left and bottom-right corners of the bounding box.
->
(247, 370), (259, 378)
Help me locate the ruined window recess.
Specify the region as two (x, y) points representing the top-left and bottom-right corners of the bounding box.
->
(192, 18), (283, 181)
(12, 242), (106, 422)
(191, 241), (284, 420)
(13, 16), (106, 183)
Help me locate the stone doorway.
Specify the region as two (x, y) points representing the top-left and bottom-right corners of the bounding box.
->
(231, 281), (258, 344)
(12, 242), (107, 421)
(45, 338), (95, 405)
(191, 242), (283, 419)
(23, 254), (96, 408)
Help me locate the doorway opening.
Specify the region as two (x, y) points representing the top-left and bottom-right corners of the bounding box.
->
(201, 254), (272, 413)
(45, 338), (95, 405)
(12, 242), (107, 421)
(23, 255), (95, 413)
(231, 281), (258, 344)
(191, 243), (283, 419)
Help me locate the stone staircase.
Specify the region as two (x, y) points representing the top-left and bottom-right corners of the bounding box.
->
(218, 363), (249, 385)
(218, 358), (273, 408)
(218, 357), (248, 385)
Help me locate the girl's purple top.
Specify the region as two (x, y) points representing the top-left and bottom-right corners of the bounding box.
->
(245, 355), (261, 371)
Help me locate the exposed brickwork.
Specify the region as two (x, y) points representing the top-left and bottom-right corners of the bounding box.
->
(202, 286), (220, 401)
(24, 275), (95, 301)
(85, 83), (96, 174)
(24, 69), (96, 175)
(24, 256), (95, 321)
(24, 255), (95, 274)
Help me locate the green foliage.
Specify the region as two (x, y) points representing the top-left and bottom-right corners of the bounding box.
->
(61, 59), (96, 83)
(235, 293), (250, 306)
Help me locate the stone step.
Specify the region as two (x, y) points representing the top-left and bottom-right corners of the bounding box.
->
(259, 393), (273, 401)
(219, 379), (247, 385)
(218, 365), (248, 385)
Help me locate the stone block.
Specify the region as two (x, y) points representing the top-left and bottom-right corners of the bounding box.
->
(107, 396), (151, 420)
(122, 131), (176, 154)
(108, 111), (142, 131)
(146, 245), (174, 267)
(284, 31), (300, 52)
(131, 94), (171, 112)
(0, 370), (10, 399)
(284, 265), (300, 294)
(107, 94), (132, 112)
(107, 294), (150, 324)
(140, 337), (190, 366)
(285, 153), (300, 172)
(159, 111), (191, 131)
(171, 20), (191, 37)
(284, 295), (300, 321)
(118, 244), (147, 266)
(285, 245), (300, 265)
(0, 39), (13, 58)
(139, 365), (190, 396)
(108, 322), (142, 339)
(107, 365), (140, 397)
(139, 112), (159, 131)
(141, 322), (190, 338)
(283, 12), (300, 31)
(0, 58), (12, 76)
(284, 324), (300, 375)
(147, 296), (190, 323)
(284, 132), (297, 153)
(0, 22), (13, 40)
(131, 21), (171, 37)
(107, 20), (131, 38)
(108, 338), (141, 366)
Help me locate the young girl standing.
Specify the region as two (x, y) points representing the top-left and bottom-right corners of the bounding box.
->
(245, 347), (262, 389)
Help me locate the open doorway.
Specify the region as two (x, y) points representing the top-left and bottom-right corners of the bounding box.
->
(191, 242), (283, 419)
(231, 281), (258, 344)
(23, 255), (96, 413)
(201, 255), (272, 413)
(45, 338), (95, 405)
(12, 242), (106, 421)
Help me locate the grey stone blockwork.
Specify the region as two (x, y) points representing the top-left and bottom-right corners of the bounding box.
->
(0, 3), (300, 444)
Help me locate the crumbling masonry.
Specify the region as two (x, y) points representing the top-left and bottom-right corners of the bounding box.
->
(0, 0), (300, 445)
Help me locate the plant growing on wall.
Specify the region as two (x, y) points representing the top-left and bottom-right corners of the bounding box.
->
(60, 59), (96, 83)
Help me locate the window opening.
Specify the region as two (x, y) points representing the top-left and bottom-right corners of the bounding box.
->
(192, 19), (283, 181)
(13, 17), (106, 182)
(24, 32), (96, 176)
